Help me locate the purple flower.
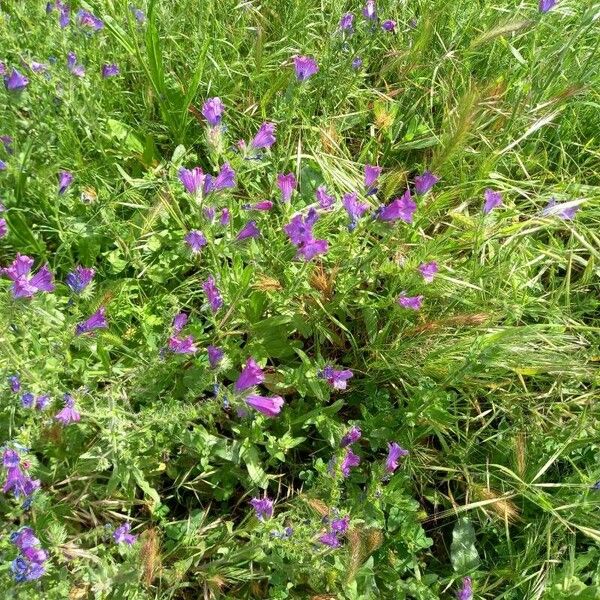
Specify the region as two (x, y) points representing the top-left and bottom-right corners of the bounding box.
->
(21, 393), (35, 409)
(293, 55), (319, 81)
(75, 306), (108, 335)
(342, 192), (369, 225)
(179, 167), (205, 195)
(0, 160), (6, 171)
(204, 162), (236, 193)
(250, 497), (274, 521)
(385, 442), (409, 473)
(130, 5), (145, 24)
(29, 61), (47, 74)
(319, 531), (341, 547)
(339, 12), (354, 31)
(340, 426), (362, 448)
(202, 97), (225, 127)
(277, 172), (297, 203)
(204, 206), (216, 222)
(185, 230), (207, 253)
(3, 449), (20, 468)
(101, 64), (120, 78)
(297, 238), (328, 261)
(418, 261), (438, 283)
(0, 135), (13, 153)
(76, 9), (104, 30)
(457, 577), (473, 600)
(381, 19), (396, 32)
(10, 527), (40, 550)
(9, 375), (21, 393)
(542, 198), (580, 220)
(67, 52), (85, 77)
(3, 254), (55, 298)
(202, 276), (223, 313)
(330, 515), (349, 534)
(171, 312), (188, 334)
(316, 186), (335, 209)
(58, 170), (73, 194)
(207, 345), (224, 368)
(58, 5), (70, 28)
(2, 459), (38, 497)
(414, 171), (439, 195)
(65, 266), (95, 293)
(113, 522), (138, 545)
(397, 294), (423, 310)
(483, 188), (502, 214)
(539, 0), (557, 13)
(352, 57), (363, 70)
(168, 335), (198, 354)
(35, 395), (50, 410)
(320, 365), (353, 390)
(378, 189), (417, 223)
(0, 218), (7, 238)
(362, 0), (377, 20)
(9, 527), (47, 582)
(246, 394), (284, 417)
(236, 220), (260, 241)
(340, 448), (361, 477)
(4, 69), (29, 91)
(284, 209), (328, 261)
(55, 394), (80, 424)
(234, 358), (265, 393)
(251, 122), (277, 150)
(364, 164), (381, 190)
(245, 200), (273, 211)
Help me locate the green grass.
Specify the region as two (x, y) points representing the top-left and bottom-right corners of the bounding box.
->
(1, 0), (599, 598)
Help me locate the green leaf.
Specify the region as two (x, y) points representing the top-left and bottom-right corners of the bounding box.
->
(451, 517), (480, 573)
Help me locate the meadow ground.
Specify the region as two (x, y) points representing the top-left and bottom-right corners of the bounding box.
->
(0, 0), (599, 598)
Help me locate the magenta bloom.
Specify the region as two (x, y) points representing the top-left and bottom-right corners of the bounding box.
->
(542, 198), (579, 220)
(58, 170), (73, 194)
(293, 55), (319, 81)
(205, 162), (236, 193)
(113, 523), (137, 545)
(339, 12), (354, 31)
(234, 358), (265, 393)
(320, 365), (353, 390)
(220, 208), (230, 226)
(2, 449), (39, 499)
(202, 276), (223, 313)
(340, 448), (361, 477)
(316, 186), (335, 209)
(207, 345), (224, 368)
(168, 335), (198, 354)
(65, 266), (95, 293)
(251, 122), (276, 150)
(67, 52), (85, 77)
(246, 200), (274, 211)
(75, 306), (108, 335)
(362, 0), (377, 20)
(457, 577), (473, 600)
(539, 0), (557, 12)
(171, 312), (188, 334)
(397, 294), (423, 310)
(101, 64), (120, 78)
(378, 189), (417, 223)
(179, 167), (205, 195)
(381, 19), (396, 32)
(284, 209), (328, 261)
(236, 220), (260, 241)
(414, 171), (439, 195)
(76, 9), (104, 29)
(330, 515), (349, 534)
(418, 261), (438, 283)
(342, 192), (369, 225)
(250, 497), (274, 521)
(319, 531), (341, 548)
(246, 394), (285, 417)
(297, 238), (328, 261)
(9, 375), (21, 393)
(4, 69), (29, 91)
(185, 230), (207, 253)
(385, 442), (409, 473)
(364, 164), (381, 190)
(483, 188), (502, 214)
(3, 254), (55, 298)
(202, 97), (225, 127)
(340, 426), (362, 448)
(277, 172), (297, 203)
(55, 394), (81, 424)
(0, 218), (7, 238)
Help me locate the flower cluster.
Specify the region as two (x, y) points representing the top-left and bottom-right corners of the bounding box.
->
(9, 527), (49, 582)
